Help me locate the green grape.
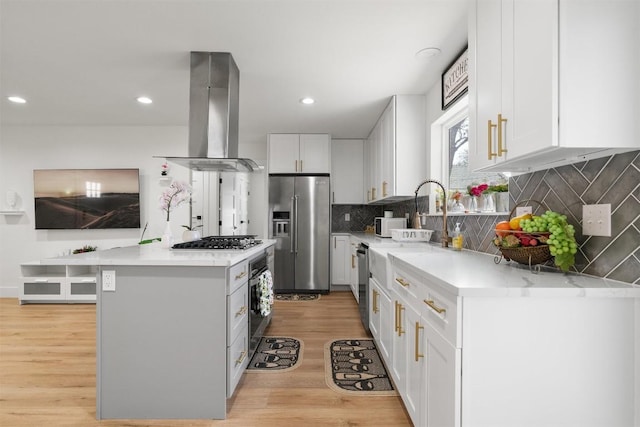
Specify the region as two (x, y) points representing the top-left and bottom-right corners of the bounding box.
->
(539, 209), (577, 271)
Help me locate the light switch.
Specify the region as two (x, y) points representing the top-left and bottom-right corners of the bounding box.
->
(582, 204), (611, 237)
(345, 213), (350, 221)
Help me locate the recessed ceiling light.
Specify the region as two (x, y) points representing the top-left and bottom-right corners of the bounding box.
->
(7, 96), (26, 104)
(300, 97), (315, 105)
(415, 47), (441, 59)
(137, 96), (153, 104)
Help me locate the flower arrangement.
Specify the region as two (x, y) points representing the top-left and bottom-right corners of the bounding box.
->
(450, 190), (463, 201)
(489, 183), (508, 193)
(159, 181), (192, 221)
(467, 183), (489, 197)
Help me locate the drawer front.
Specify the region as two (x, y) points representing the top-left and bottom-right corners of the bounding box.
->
(227, 324), (249, 397)
(68, 278), (97, 300)
(21, 279), (65, 300)
(227, 283), (249, 345)
(228, 260), (249, 294)
(422, 285), (459, 348)
(390, 265), (423, 311)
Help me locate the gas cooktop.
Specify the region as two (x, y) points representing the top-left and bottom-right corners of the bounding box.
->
(172, 235), (262, 250)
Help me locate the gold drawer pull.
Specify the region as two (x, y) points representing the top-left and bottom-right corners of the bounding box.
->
(395, 277), (410, 287)
(397, 302), (405, 336)
(351, 254), (356, 269)
(235, 271), (247, 280)
(235, 305), (248, 317)
(424, 299), (446, 314)
(382, 181), (388, 197)
(235, 350), (247, 366)
(372, 290), (379, 314)
(497, 113), (508, 156)
(415, 322), (424, 362)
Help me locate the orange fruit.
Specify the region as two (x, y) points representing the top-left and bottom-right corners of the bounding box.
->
(495, 221), (511, 237)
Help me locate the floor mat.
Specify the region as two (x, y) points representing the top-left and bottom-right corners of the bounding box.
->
(275, 293), (321, 301)
(324, 338), (397, 396)
(246, 336), (303, 373)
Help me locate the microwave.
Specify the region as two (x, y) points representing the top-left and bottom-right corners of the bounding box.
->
(374, 217), (406, 237)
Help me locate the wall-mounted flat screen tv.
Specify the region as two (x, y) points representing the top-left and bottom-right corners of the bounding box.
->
(34, 168), (141, 229)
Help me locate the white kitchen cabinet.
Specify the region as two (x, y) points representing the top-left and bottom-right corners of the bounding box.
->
(369, 276), (393, 364)
(331, 139), (364, 204)
(331, 234), (350, 285)
(365, 95), (426, 203)
(387, 253), (637, 427)
(469, 0), (639, 172)
(268, 133), (331, 174)
(20, 262), (97, 304)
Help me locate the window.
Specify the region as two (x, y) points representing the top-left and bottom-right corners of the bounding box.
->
(428, 95), (507, 214)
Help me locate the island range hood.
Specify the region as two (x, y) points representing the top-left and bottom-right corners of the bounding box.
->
(161, 52), (259, 172)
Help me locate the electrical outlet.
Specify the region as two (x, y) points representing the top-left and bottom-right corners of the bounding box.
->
(582, 204), (611, 237)
(515, 206), (532, 217)
(345, 213), (350, 221)
(102, 270), (116, 292)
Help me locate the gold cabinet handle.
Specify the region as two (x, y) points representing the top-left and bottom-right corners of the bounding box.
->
(395, 277), (410, 288)
(372, 289), (379, 314)
(498, 113), (508, 156)
(382, 181), (388, 197)
(235, 305), (248, 317)
(300, 160), (303, 171)
(351, 254), (355, 269)
(423, 299), (446, 314)
(394, 301), (399, 332)
(235, 271), (247, 280)
(487, 119), (497, 160)
(397, 302), (405, 336)
(367, 190), (371, 202)
(415, 322), (424, 362)
(371, 187), (377, 200)
(235, 350), (247, 366)
(295, 160), (298, 172)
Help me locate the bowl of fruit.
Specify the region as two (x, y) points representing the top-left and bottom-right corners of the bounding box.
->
(493, 200), (577, 271)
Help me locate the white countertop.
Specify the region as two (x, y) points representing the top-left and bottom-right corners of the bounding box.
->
(41, 240), (276, 267)
(386, 245), (640, 298)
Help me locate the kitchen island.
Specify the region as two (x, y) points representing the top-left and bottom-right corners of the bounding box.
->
(46, 240), (275, 420)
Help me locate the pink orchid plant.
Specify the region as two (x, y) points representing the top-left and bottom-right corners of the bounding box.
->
(467, 183), (489, 197)
(159, 181), (192, 221)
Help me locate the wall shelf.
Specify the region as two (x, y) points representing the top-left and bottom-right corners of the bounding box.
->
(0, 210), (25, 216)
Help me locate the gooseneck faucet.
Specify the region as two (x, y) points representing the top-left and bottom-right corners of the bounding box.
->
(414, 179), (449, 248)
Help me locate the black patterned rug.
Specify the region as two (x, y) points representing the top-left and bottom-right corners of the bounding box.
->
(246, 337), (303, 373)
(275, 293), (321, 301)
(324, 339), (397, 395)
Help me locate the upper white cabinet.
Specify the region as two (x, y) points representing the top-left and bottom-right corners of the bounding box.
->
(365, 95), (426, 203)
(331, 139), (364, 204)
(268, 133), (331, 174)
(469, 0), (640, 172)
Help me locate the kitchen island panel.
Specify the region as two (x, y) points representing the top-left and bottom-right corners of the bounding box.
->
(97, 265), (227, 419)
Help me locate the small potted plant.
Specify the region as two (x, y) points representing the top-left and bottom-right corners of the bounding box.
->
(181, 224), (202, 243)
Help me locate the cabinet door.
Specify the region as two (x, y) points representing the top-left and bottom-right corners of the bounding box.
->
(424, 323), (461, 427)
(331, 235), (349, 285)
(67, 277), (97, 301)
(369, 279), (381, 339)
(368, 122), (380, 202)
(469, 0), (503, 170)
(268, 134), (300, 173)
(299, 134), (330, 173)
(404, 305), (425, 427)
(377, 286), (393, 363)
(349, 239), (359, 301)
(331, 139), (364, 204)
(379, 98), (395, 199)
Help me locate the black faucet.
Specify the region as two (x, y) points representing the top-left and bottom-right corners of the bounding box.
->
(414, 179), (449, 248)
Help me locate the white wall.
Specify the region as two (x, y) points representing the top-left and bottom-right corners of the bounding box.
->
(0, 125), (190, 297)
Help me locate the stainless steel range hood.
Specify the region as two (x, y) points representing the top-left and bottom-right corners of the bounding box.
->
(161, 52), (258, 172)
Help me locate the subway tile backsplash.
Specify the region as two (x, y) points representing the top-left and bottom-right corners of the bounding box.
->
(332, 150), (640, 285)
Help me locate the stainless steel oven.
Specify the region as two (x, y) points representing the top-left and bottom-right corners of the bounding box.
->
(248, 252), (273, 359)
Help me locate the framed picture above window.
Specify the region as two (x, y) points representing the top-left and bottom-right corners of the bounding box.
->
(441, 46), (468, 111)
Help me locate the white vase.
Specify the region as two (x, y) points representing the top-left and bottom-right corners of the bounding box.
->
(182, 229), (201, 242)
(481, 193), (496, 213)
(496, 192), (510, 212)
(161, 221), (173, 248)
(468, 196), (479, 212)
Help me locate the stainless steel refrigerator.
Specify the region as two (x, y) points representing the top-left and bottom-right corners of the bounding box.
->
(268, 175), (330, 293)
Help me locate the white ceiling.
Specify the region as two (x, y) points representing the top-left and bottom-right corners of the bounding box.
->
(0, 0), (468, 147)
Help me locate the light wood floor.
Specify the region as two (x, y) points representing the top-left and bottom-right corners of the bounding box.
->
(0, 291), (412, 426)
